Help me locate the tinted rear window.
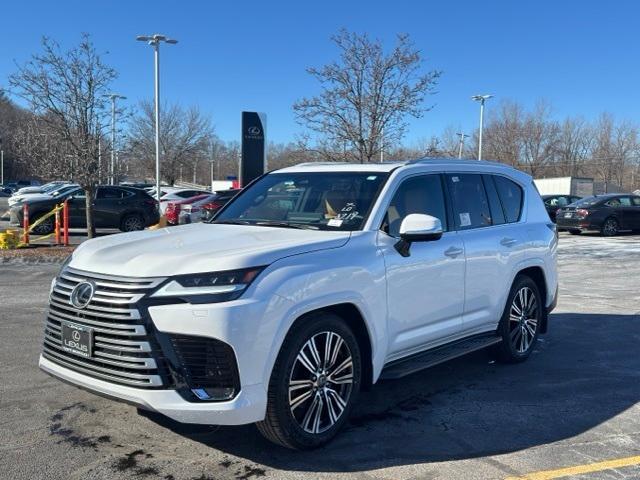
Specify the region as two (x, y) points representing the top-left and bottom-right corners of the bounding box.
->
(572, 196), (601, 207)
(494, 176), (523, 222)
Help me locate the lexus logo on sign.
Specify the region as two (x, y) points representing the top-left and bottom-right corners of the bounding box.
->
(72, 330), (81, 342)
(247, 126), (261, 136)
(70, 281), (95, 309)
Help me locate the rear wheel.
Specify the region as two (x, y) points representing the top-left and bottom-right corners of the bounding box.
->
(601, 217), (618, 236)
(494, 275), (542, 363)
(256, 312), (361, 449)
(120, 213), (144, 232)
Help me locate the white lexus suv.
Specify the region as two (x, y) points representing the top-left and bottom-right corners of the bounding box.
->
(40, 159), (558, 449)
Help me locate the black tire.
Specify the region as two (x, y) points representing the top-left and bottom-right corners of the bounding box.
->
(568, 229), (581, 235)
(256, 312), (362, 449)
(600, 217), (618, 236)
(31, 214), (54, 235)
(120, 213), (145, 232)
(494, 275), (542, 364)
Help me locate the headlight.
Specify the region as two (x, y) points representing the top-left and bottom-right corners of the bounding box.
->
(151, 267), (264, 303)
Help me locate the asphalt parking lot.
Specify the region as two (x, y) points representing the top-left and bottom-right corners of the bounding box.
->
(1, 232), (640, 480)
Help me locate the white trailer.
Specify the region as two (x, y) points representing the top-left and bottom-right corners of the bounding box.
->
(534, 177), (594, 196)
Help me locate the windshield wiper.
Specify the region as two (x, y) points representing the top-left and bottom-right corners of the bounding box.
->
(254, 221), (318, 230)
(212, 219), (253, 226)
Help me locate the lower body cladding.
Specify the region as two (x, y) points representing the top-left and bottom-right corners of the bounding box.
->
(39, 296), (288, 426)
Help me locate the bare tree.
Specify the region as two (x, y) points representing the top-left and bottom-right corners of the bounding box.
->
(554, 117), (592, 177)
(9, 34), (116, 237)
(520, 101), (559, 177)
(294, 30), (441, 163)
(127, 101), (214, 185)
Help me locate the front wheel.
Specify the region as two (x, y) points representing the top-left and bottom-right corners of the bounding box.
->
(31, 214), (54, 235)
(494, 275), (542, 363)
(256, 312), (361, 449)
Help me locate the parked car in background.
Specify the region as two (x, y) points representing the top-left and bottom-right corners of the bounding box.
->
(179, 189), (241, 224)
(15, 181), (70, 196)
(10, 185), (159, 234)
(556, 193), (640, 236)
(158, 188), (211, 214)
(8, 183), (79, 206)
(164, 193), (210, 225)
(1, 180), (37, 193)
(542, 194), (582, 222)
(0, 185), (13, 197)
(39, 159), (558, 449)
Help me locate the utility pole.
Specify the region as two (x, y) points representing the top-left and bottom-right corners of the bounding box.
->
(456, 132), (468, 159)
(137, 34), (178, 200)
(104, 93), (126, 185)
(471, 94), (493, 161)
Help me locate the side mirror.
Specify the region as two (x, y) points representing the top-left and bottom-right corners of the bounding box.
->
(395, 214), (443, 257)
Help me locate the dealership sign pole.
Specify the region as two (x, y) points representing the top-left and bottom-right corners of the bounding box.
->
(240, 112), (267, 187)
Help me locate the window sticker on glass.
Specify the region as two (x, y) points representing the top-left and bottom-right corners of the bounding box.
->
(459, 212), (471, 227)
(366, 175), (378, 181)
(327, 218), (343, 227)
(452, 176), (460, 182)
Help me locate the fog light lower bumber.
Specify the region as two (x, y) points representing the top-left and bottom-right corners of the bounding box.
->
(191, 387), (236, 401)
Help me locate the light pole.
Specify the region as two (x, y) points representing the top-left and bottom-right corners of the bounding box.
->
(456, 132), (468, 159)
(136, 34), (178, 200)
(104, 93), (126, 185)
(0, 137), (4, 185)
(471, 94), (493, 161)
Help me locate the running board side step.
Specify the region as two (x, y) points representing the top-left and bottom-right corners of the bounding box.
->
(379, 333), (502, 380)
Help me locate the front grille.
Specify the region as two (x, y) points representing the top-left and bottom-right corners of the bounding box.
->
(42, 267), (169, 388)
(169, 335), (240, 393)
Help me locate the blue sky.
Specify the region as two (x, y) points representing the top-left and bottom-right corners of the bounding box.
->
(1, 0), (639, 145)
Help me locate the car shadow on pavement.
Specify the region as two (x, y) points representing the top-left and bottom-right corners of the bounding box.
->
(143, 312), (640, 473)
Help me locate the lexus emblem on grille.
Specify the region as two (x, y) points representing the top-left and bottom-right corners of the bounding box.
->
(72, 330), (81, 341)
(70, 281), (95, 309)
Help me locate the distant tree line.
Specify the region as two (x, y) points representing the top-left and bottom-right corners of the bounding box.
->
(1, 31), (639, 216)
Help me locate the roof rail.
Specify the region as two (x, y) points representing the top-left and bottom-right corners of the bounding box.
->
(408, 157), (516, 169)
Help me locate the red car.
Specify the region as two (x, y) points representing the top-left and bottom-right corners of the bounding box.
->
(179, 189), (241, 224)
(164, 194), (211, 225)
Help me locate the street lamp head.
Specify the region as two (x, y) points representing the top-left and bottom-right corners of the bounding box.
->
(472, 94), (494, 102)
(137, 34), (178, 45)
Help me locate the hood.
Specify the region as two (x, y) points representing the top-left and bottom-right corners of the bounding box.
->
(70, 223), (351, 277)
(9, 193), (50, 205)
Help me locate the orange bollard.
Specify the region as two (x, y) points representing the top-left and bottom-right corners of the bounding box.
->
(55, 207), (61, 245)
(22, 203), (29, 245)
(63, 200), (69, 246)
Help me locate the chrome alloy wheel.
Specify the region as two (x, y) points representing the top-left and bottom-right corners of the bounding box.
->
(509, 286), (539, 353)
(288, 331), (354, 434)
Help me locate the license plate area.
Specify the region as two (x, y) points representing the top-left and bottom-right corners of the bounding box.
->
(61, 321), (93, 358)
(564, 212), (572, 218)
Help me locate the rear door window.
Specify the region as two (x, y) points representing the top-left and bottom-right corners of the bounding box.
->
(446, 174), (492, 230)
(632, 197), (640, 207)
(96, 187), (125, 199)
(493, 176), (523, 223)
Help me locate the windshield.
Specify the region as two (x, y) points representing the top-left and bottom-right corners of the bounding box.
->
(213, 172), (389, 231)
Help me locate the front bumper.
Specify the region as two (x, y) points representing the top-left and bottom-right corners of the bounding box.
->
(40, 355), (266, 425)
(39, 268), (289, 426)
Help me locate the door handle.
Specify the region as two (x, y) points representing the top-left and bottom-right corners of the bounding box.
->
(500, 237), (518, 247)
(444, 246), (463, 258)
